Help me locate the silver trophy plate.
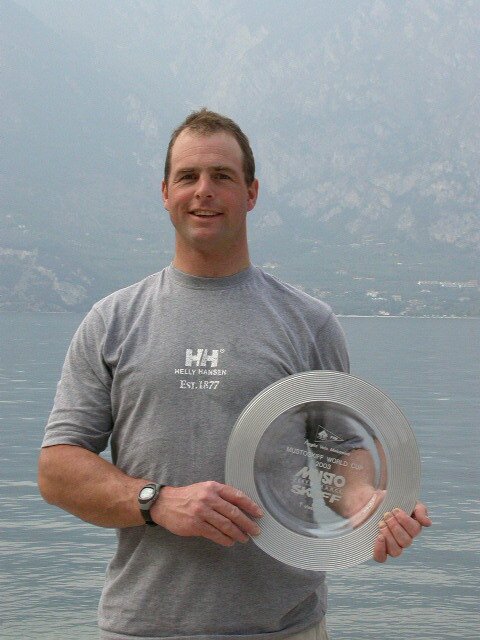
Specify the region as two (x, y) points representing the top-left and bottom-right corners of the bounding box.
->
(225, 371), (421, 571)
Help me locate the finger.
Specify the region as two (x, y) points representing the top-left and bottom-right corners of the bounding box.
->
(218, 484), (263, 518)
(373, 533), (387, 563)
(213, 498), (262, 538)
(382, 512), (414, 548)
(198, 521), (237, 547)
(378, 520), (403, 557)
(412, 502), (432, 527)
(390, 508), (423, 538)
(206, 510), (251, 544)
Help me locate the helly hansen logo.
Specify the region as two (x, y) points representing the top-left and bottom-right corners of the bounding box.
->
(185, 348), (222, 368)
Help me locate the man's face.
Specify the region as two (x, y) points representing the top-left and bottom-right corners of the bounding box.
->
(162, 130), (258, 256)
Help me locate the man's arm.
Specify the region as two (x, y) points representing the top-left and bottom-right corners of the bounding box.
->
(38, 444), (262, 546)
(326, 447), (381, 523)
(38, 445), (147, 527)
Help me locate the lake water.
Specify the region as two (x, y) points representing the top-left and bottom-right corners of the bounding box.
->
(1, 313), (479, 639)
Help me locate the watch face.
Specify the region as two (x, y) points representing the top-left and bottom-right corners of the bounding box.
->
(139, 487), (155, 501)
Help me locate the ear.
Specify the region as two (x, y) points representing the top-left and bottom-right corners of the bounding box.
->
(162, 180), (169, 209)
(246, 178), (259, 212)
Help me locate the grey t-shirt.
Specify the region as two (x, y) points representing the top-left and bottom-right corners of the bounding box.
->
(43, 264), (349, 640)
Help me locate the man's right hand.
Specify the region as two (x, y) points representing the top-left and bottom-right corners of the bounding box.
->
(151, 481), (263, 547)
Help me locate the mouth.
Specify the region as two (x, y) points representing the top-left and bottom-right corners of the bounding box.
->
(189, 209), (222, 218)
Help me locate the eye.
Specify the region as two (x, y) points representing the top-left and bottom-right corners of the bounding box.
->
(178, 173), (196, 182)
(215, 173), (231, 180)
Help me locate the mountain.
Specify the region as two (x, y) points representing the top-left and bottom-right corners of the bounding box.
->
(2, 0), (479, 315)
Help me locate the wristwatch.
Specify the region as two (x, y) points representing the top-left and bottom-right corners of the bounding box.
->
(138, 483), (164, 526)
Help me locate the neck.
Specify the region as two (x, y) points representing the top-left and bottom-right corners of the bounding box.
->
(172, 244), (251, 278)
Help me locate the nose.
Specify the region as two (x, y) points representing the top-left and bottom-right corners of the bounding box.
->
(194, 173), (214, 199)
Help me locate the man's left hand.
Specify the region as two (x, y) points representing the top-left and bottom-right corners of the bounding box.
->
(374, 502), (432, 563)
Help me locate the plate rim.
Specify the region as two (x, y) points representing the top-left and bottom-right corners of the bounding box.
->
(225, 370), (421, 571)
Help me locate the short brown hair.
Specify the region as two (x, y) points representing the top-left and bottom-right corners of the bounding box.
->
(164, 108), (255, 185)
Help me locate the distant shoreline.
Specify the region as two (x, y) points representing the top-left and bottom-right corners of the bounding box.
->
(1, 311), (479, 319)
(337, 314), (480, 319)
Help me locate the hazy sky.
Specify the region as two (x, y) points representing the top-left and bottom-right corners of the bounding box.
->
(3, 0), (479, 313)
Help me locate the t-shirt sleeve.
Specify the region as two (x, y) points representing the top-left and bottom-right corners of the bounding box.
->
(311, 311), (350, 374)
(42, 307), (113, 453)
(309, 313), (375, 450)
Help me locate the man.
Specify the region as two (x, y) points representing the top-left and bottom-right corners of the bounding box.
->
(39, 109), (431, 640)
